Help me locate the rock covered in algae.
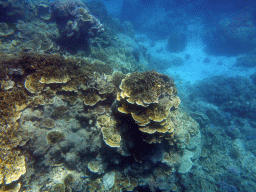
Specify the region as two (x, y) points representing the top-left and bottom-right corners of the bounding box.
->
(63, 174), (74, 187)
(161, 109), (201, 173)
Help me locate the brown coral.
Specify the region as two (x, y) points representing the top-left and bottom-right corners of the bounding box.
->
(111, 172), (138, 191)
(24, 74), (44, 94)
(119, 71), (177, 106)
(88, 171), (137, 192)
(3, 154), (26, 185)
(117, 71), (180, 143)
(46, 131), (65, 144)
(0, 182), (21, 192)
(80, 90), (104, 106)
(39, 74), (70, 84)
(97, 115), (121, 147)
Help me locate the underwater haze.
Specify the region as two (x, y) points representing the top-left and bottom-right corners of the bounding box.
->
(0, 0), (256, 191)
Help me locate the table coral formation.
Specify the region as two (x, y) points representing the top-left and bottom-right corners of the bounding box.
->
(117, 71), (181, 144)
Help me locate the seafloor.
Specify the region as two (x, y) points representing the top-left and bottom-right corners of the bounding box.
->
(0, 0), (256, 192)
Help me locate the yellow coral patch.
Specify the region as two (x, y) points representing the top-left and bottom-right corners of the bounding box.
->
(24, 74), (44, 94)
(117, 107), (129, 114)
(1, 80), (15, 90)
(4, 155), (26, 185)
(40, 74), (70, 84)
(97, 116), (121, 148)
(62, 82), (79, 92)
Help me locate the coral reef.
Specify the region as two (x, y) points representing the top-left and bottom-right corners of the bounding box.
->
(0, 0), (148, 73)
(173, 76), (256, 192)
(192, 75), (256, 120)
(50, 0), (104, 51)
(0, 52), (115, 189)
(204, 11), (256, 55)
(95, 71), (201, 173)
(0, 20), (60, 54)
(0, 50), (202, 191)
(6, 1), (256, 192)
(89, 33), (148, 73)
